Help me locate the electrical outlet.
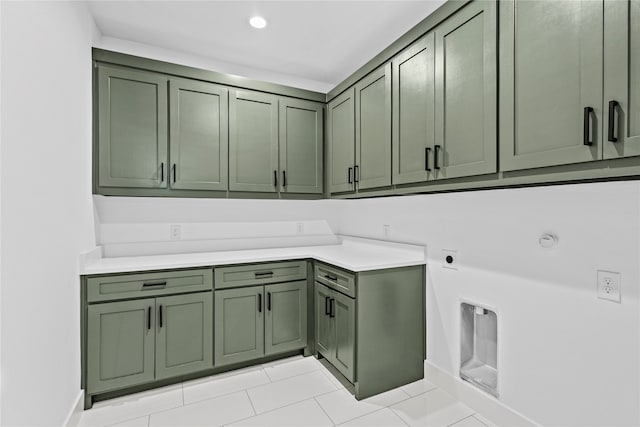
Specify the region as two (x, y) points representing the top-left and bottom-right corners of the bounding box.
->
(383, 225), (390, 240)
(442, 249), (458, 270)
(597, 270), (621, 303)
(296, 222), (304, 235)
(170, 224), (181, 240)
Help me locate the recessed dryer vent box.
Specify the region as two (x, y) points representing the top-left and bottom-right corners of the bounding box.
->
(460, 303), (498, 397)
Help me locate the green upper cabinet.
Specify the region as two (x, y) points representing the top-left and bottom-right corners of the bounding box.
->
(264, 280), (307, 355)
(155, 292), (213, 380)
(229, 90), (279, 192)
(392, 33), (436, 186)
(603, 0), (640, 159)
(169, 79), (228, 191)
(433, 0), (497, 180)
(355, 64), (392, 190)
(97, 65), (168, 188)
(500, 0), (603, 171)
(279, 99), (324, 194)
(87, 298), (155, 394)
(215, 286), (265, 366)
(328, 88), (356, 193)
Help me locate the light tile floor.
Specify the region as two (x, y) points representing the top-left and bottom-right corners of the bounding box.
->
(78, 355), (493, 427)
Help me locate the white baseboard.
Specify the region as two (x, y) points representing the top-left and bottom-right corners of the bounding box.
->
(63, 390), (84, 427)
(425, 361), (539, 427)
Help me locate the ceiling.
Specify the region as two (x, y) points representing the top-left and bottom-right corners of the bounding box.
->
(87, 1), (446, 93)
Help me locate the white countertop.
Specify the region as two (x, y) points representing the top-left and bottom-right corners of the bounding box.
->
(80, 236), (426, 275)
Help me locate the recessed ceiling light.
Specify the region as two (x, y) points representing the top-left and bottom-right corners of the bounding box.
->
(249, 16), (267, 29)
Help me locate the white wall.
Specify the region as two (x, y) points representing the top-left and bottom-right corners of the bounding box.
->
(0, 2), (98, 425)
(338, 181), (640, 426)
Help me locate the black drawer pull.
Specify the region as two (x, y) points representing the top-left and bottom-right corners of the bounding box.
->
(158, 305), (163, 328)
(258, 293), (262, 313)
(608, 100), (619, 143)
(354, 165), (359, 183)
(147, 306), (151, 331)
(329, 298), (335, 318)
(325, 296), (331, 315)
(348, 167), (353, 184)
(160, 163), (164, 182)
(273, 170), (278, 187)
(425, 147), (431, 171)
(172, 164), (177, 183)
(254, 271), (273, 278)
(267, 292), (271, 311)
(324, 274), (338, 281)
(434, 145), (441, 170)
(282, 171), (287, 187)
(584, 106), (594, 146)
(143, 281), (167, 289)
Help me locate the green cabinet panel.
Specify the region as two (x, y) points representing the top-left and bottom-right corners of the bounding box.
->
(169, 79), (228, 190)
(392, 33), (436, 185)
(328, 88), (356, 193)
(500, 0), (603, 171)
(604, 0), (640, 159)
(279, 99), (323, 194)
(315, 283), (334, 357)
(215, 261), (307, 290)
(87, 298), (155, 394)
(155, 293), (213, 380)
(355, 64), (392, 190)
(265, 281), (308, 355)
(434, 0), (497, 180)
(98, 65), (168, 188)
(332, 290), (355, 382)
(229, 90), (278, 192)
(215, 287), (264, 366)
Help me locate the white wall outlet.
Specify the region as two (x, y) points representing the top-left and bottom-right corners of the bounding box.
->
(170, 224), (181, 240)
(597, 270), (621, 303)
(296, 222), (304, 235)
(383, 225), (390, 240)
(442, 249), (458, 270)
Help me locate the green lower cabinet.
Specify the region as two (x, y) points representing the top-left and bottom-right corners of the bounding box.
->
(215, 287), (265, 366)
(155, 293), (213, 380)
(87, 298), (156, 394)
(265, 281), (307, 355)
(314, 284), (334, 356)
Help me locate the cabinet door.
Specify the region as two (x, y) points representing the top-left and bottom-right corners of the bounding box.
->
(98, 66), (168, 188)
(392, 33), (436, 185)
(155, 293), (213, 380)
(332, 291), (356, 383)
(265, 280), (307, 355)
(603, 0), (640, 159)
(229, 90), (278, 192)
(314, 283), (334, 359)
(279, 99), (323, 194)
(434, 1), (497, 180)
(355, 64), (392, 190)
(215, 287), (264, 366)
(87, 299), (155, 394)
(500, 0), (603, 171)
(328, 88), (356, 193)
(169, 79), (228, 191)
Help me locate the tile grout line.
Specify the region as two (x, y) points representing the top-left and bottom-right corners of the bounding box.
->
(447, 413), (480, 427)
(313, 396), (337, 426)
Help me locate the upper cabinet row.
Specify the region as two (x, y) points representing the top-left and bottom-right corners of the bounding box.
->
(96, 66), (323, 195)
(328, 0), (497, 194)
(328, 0), (640, 195)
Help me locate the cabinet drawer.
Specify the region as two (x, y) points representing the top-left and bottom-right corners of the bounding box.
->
(314, 263), (355, 298)
(87, 269), (213, 302)
(215, 261), (307, 289)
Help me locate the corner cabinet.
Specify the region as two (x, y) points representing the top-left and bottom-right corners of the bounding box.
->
(97, 65), (168, 189)
(328, 88), (356, 193)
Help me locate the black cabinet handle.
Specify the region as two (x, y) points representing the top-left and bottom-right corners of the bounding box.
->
(354, 165), (359, 183)
(143, 281), (167, 289)
(274, 170), (278, 187)
(147, 306), (151, 331)
(348, 167), (353, 184)
(325, 296), (331, 315)
(159, 305), (163, 328)
(172, 164), (176, 183)
(258, 293), (262, 313)
(267, 292), (271, 311)
(584, 106), (594, 146)
(425, 147), (431, 171)
(160, 163), (164, 182)
(330, 298), (335, 318)
(608, 100), (619, 142)
(434, 145), (441, 170)
(282, 171), (287, 187)
(324, 274), (337, 281)
(254, 271), (273, 278)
